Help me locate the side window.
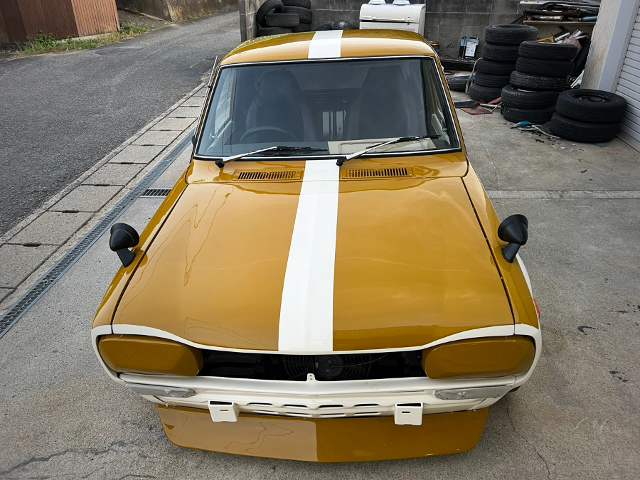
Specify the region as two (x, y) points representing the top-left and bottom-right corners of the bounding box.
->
(212, 70), (235, 137)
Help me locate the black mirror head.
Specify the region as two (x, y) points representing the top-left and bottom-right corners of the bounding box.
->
(109, 223), (139, 267)
(497, 214), (528, 263)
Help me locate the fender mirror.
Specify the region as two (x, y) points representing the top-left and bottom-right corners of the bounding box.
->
(498, 214), (528, 263)
(109, 223), (140, 267)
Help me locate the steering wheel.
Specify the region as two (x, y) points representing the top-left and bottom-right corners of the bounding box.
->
(239, 126), (299, 144)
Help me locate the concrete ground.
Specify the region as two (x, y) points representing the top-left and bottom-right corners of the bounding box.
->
(0, 89), (639, 478)
(0, 10), (239, 237)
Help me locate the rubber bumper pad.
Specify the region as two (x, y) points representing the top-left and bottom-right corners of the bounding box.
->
(157, 405), (489, 462)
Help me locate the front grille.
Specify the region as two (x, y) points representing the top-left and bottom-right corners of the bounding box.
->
(198, 350), (425, 381)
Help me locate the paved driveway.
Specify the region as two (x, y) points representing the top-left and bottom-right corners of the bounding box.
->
(0, 90), (639, 478)
(0, 11), (239, 236)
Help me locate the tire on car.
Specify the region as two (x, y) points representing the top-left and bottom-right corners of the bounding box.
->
(473, 72), (511, 88)
(484, 24), (539, 45)
(518, 41), (579, 61)
(475, 59), (516, 76)
(555, 89), (627, 123)
(284, 6), (312, 24)
(549, 112), (620, 143)
(501, 85), (559, 109)
(516, 57), (574, 78)
(468, 82), (503, 102)
(502, 105), (555, 124)
(256, 0), (285, 27)
(510, 71), (566, 91)
(266, 12), (300, 28)
(482, 44), (521, 63)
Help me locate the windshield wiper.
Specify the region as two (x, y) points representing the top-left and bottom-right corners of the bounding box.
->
(335, 135), (435, 166)
(215, 146), (328, 168)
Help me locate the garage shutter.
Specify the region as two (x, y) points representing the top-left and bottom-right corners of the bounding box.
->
(615, 8), (640, 148)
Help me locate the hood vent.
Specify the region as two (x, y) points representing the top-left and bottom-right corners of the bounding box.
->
(341, 167), (413, 179)
(235, 170), (303, 181)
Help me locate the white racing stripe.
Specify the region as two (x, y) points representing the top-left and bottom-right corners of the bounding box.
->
(278, 160), (340, 352)
(308, 30), (343, 59)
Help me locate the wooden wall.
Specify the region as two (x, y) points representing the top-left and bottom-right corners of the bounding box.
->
(0, 0), (119, 43)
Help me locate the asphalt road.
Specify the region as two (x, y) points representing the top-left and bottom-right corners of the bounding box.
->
(0, 11), (240, 236)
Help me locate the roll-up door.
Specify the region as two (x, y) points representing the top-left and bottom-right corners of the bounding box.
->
(615, 6), (640, 148)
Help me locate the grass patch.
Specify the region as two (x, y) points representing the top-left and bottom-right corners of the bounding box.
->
(19, 23), (148, 55)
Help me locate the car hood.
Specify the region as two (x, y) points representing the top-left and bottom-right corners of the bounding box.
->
(113, 165), (513, 352)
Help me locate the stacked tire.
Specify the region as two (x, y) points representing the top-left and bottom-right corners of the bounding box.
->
(469, 25), (538, 102)
(256, 0), (312, 37)
(550, 89), (627, 143)
(501, 41), (578, 124)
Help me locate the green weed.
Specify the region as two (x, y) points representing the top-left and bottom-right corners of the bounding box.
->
(19, 23), (148, 56)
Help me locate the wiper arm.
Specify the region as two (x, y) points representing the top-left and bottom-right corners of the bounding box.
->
(336, 135), (434, 166)
(215, 146), (328, 168)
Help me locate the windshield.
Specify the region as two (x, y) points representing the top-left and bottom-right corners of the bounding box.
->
(196, 57), (459, 158)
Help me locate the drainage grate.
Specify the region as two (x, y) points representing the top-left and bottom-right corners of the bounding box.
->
(341, 167), (413, 179)
(0, 132), (194, 339)
(140, 188), (171, 198)
(236, 170), (302, 181)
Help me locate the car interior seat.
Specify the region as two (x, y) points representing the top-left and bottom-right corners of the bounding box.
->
(244, 70), (304, 143)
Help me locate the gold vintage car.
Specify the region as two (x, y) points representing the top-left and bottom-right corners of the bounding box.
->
(92, 30), (541, 462)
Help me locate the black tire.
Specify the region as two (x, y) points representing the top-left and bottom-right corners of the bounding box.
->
(447, 75), (471, 92)
(283, 0), (310, 7)
(516, 57), (574, 78)
(332, 19), (357, 30)
(510, 71), (567, 91)
(550, 113), (620, 143)
(257, 25), (292, 36)
(468, 82), (503, 102)
(485, 24), (538, 46)
(291, 23), (311, 32)
(256, 0), (285, 27)
(518, 41), (579, 61)
(315, 23), (333, 31)
(501, 85), (559, 109)
(265, 12), (299, 27)
(555, 89), (627, 123)
(284, 6), (312, 24)
(482, 44), (520, 63)
(475, 58), (516, 75)
(502, 105), (555, 124)
(474, 72), (511, 88)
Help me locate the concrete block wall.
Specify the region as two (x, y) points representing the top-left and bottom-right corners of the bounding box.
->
(424, 0), (522, 58)
(239, 0), (522, 56)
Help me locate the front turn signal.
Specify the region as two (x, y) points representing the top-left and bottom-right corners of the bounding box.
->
(98, 335), (203, 376)
(422, 336), (534, 380)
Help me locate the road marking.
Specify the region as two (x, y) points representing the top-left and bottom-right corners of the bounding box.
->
(487, 190), (640, 199)
(308, 31), (342, 59)
(278, 160), (340, 353)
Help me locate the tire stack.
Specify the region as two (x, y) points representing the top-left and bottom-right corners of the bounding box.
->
(501, 41), (578, 124)
(469, 25), (538, 102)
(256, 0), (312, 37)
(550, 89), (627, 143)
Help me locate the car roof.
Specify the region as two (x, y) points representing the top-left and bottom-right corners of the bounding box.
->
(220, 29), (437, 65)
